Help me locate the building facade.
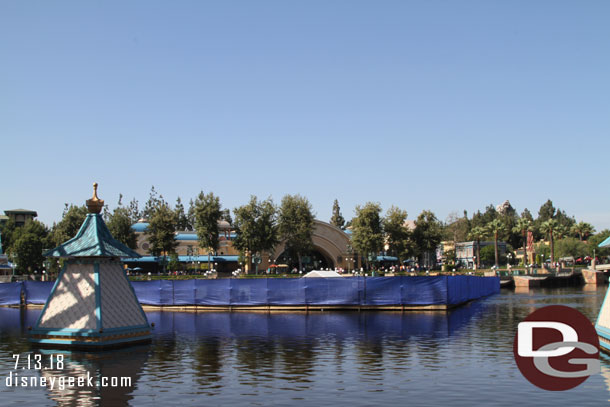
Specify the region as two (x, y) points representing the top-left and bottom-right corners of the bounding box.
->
(3, 209), (38, 226)
(128, 219), (354, 273)
(455, 241), (507, 268)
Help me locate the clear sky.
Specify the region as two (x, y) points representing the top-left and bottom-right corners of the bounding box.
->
(1, 1), (609, 230)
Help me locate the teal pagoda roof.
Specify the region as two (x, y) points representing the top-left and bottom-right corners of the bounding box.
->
(44, 213), (140, 258)
(44, 183), (140, 258)
(599, 235), (610, 248)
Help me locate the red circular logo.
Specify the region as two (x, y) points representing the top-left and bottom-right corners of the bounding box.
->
(513, 305), (600, 391)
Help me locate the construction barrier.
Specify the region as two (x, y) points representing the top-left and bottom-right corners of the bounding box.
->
(0, 282), (22, 306)
(1, 276), (500, 307)
(23, 281), (56, 304)
(131, 276), (499, 306)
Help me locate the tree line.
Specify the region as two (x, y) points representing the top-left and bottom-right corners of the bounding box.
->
(1, 189), (608, 274)
(443, 200), (608, 268)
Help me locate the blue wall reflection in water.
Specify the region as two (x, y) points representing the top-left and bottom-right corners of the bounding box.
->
(0, 303), (485, 407)
(3, 288), (610, 407)
(146, 302), (485, 341)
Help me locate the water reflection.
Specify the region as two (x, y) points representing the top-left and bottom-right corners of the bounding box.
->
(142, 303), (486, 391)
(146, 304), (484, 341)
(38, 347), (149, 407)
(2, 288), (609, 406)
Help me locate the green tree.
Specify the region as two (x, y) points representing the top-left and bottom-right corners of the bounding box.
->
(168, 252), (181, 272)
(555, 209), (576, 231)
(443, 211), (470, 243)
(330, 199), (346, 230)
(571, 222), (595, 241)
(521, 208), (534, 223)
(0, 218), (17, 255)
(555, 224), (570, 239)
(534, 242), (551, 262)
(142, 186), (164, 220)
(146, 201), (178, 270)
(50, 204), (88, 246)
(479, 245), (497, 267)
(443, 248), (456, 266)
(10, 220), (49, 273)
(485, 219), (505, 267)
(540, 218), (560, 265)
(175, 197), (192, 231)
(187, 198), (196, 230)
(412, 210), (442, 268)
(468, 226), (486, 269)
(106, 206), (138, 249)
(473, 204), (498, 228)
(537, 199), (556, 223)
(588, 230), (610, 258)
(221, 209), (233, 225)
(383, 206), (411, 263)
(193, 191), (222, 272)
(127, 197), (141, 223)
(279, 195), (315, 272)
(512, 218), (532, 266)
(555, 238), (588, 260)
(232, 196), (278, 273)
(351, 202), (383, 270)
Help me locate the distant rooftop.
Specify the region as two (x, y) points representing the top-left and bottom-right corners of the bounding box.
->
(4, 209), (38, 216)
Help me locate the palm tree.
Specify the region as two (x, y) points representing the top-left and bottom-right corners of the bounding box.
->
(468, 226), (486, 269)
(512, 218), (532, 266)
(554, 224), (569, 239)
(571, 222), (595, 241)
(485, 219), (505, 268)
(541, 219), (560, 265)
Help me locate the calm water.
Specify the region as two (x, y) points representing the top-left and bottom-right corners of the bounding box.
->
(1, 286), (610, 406)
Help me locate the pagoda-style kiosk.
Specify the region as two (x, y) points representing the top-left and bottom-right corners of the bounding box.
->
(29, 183), (151, 348)
(596, 236), (610, 352)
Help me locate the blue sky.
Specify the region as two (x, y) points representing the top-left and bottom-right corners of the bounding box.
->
(1, 1), (609, 230)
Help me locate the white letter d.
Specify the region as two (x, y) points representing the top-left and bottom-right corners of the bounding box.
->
(518, 321), (577, 357)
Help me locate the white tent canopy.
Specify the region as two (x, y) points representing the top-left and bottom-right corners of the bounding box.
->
(302, 270), (342, 278)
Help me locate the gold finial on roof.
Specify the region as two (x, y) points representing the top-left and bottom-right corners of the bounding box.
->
(86, 182), (105, 214)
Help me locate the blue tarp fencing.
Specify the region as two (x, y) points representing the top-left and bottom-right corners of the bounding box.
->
(0, 276), (498, 306)
(0, 282), (23, 306)
(23, 281), (55, 304)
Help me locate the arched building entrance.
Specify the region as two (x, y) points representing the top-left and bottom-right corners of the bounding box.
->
(270, 220), (352, 271)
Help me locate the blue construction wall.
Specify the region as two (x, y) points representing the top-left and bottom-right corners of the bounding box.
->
(0, 282), (22, 306)
(0, 276), (499, 307)
(23, 281), (55, 304)
(130, 276), (498, 306)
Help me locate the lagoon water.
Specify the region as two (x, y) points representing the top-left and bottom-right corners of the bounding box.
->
(1, 286), (610, 406)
